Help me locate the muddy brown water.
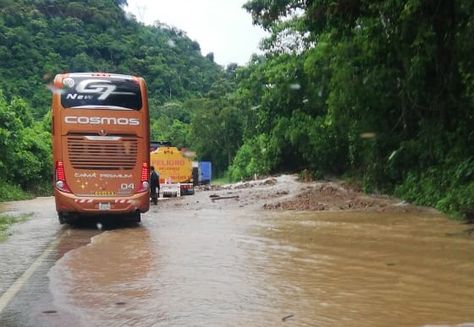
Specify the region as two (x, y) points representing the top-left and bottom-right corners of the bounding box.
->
(46, 206), (474, 327)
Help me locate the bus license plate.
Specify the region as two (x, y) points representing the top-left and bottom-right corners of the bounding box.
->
(99, 202), (111, 210)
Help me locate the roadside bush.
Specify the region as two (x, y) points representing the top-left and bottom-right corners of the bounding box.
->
(0, 180), (31, 202)
(229, 134), (277, 181)
(436, 182), (474, 220)
(14, 123), (52, 189)
(395, 158), (474, 220)
(0, 92), (52, 199)
(27, 180), (53, 197)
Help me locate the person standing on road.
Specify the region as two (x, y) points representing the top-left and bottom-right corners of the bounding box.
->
(150, 166), (159, 205)
(156, 169), (160, 197)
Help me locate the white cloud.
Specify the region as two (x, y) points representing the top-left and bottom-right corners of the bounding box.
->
(125, 0), (268, 66)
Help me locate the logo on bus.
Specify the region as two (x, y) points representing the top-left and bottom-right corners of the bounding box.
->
(64, 116), (140, 126)
(65, 79), (134, 100)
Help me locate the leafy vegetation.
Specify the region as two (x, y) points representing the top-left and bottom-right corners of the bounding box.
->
(223, 0), (473, 219)
(0, 92), (52, 197)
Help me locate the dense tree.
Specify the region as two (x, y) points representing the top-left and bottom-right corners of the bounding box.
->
(0, 92), (51, 192)
(188, 98), (243, 174)
(230, 0), (474, 218)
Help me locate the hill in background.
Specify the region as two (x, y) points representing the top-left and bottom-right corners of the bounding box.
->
(0, 0), (224, 117)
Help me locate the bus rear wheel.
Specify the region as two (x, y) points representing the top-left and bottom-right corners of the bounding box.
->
(58, 212), (66, 224)
(58, 212), (78, 224)
(127, 211), (141, 223)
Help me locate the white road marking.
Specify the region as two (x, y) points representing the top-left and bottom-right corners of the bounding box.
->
(0, 233), (64, 314)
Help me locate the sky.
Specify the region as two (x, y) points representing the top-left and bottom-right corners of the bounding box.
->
(125, 0), (268, 66)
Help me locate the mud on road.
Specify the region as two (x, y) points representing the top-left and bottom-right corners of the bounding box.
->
(162, 174), (432, 216)
(1, 175), (474, 327)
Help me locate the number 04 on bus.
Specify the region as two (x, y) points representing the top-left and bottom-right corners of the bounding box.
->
(51, 73), (150, 224)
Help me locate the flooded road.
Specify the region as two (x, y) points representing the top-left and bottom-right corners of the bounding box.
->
(1, 177), (474, 326)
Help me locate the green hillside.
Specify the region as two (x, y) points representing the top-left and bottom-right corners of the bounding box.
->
(0, 0), (223, 116)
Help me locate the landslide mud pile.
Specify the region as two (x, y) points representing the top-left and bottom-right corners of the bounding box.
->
(158, 174), (421, 214)
(263, 181), (412, 212)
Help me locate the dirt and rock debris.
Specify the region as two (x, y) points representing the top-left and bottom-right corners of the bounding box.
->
(158, 174), (423, 214)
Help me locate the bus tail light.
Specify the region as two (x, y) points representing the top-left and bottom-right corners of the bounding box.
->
(55, 161), (71, 193)
(137, 162), (149, 193)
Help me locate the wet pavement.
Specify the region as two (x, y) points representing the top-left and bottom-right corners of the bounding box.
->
(1, 177), (474, 326)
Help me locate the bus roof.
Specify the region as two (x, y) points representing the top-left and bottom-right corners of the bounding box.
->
(56, 72), (140, 80)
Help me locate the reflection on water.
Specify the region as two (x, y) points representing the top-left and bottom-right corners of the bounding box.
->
(49, 209), (474, 326)
(49, 226), (156, 326)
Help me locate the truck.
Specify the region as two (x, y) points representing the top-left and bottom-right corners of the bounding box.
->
(198, 161), (212, 185)
(150, 145), (195, 196)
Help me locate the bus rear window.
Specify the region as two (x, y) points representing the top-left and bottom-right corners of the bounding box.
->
(60, 76), (142, 110)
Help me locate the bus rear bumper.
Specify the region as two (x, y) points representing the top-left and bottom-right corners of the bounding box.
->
(54, 190), (150, 215)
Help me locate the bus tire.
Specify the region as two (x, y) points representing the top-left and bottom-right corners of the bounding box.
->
(58, 213), (78, 225)
(58, 213), (66, 224)
(128, 211), (141, 223)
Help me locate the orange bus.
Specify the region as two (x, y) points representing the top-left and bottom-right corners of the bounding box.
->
(51, 73), (150, 224)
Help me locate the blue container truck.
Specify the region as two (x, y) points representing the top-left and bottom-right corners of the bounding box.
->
(198, 161), (212, 185)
